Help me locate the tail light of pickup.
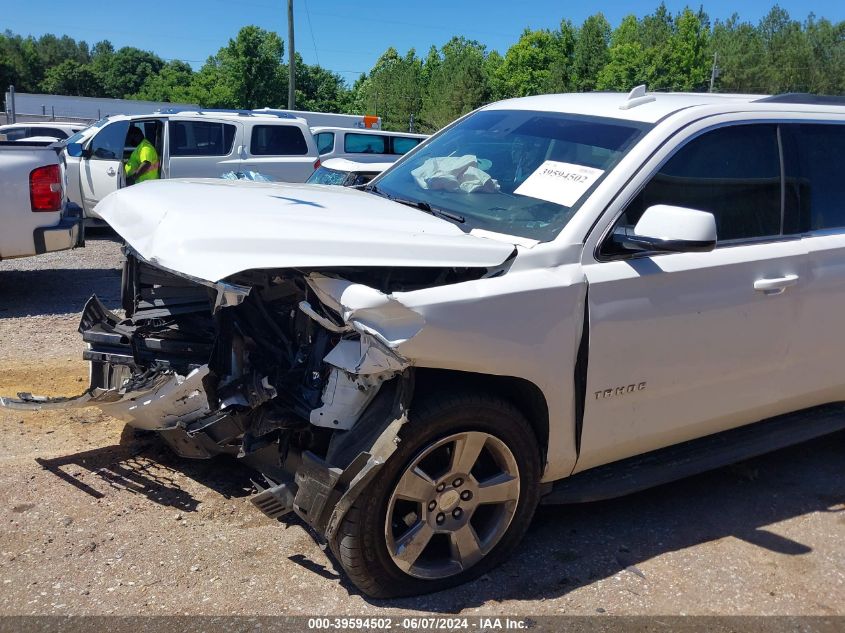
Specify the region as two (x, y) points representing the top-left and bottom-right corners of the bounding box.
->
(29, 164), (62, 212)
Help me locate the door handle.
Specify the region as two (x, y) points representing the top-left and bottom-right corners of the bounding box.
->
(754, 274), (799, 295)
(106, 167), (116, 176)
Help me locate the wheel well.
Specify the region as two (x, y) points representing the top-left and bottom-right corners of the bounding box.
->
(411, 368), (549, 464)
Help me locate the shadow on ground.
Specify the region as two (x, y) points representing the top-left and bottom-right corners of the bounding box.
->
(35, 426), (254, 512)
(0, 234), (123, 319)
(355, 430), (845, 610)
(30, 421), (845, 610)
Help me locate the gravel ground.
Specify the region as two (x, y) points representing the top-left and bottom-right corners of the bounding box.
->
(0, 237), (843, 616)
(0, 232), (125, 363)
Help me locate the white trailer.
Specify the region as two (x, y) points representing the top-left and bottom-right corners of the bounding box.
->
(253, 108), (381, 130)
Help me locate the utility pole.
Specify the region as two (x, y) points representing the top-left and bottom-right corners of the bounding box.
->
(287, 0), (295, 110)
(709, 52), (719, 93)
(8, 85), (16, 124)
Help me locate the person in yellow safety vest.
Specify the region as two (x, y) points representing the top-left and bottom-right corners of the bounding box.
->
(125, 127), (160, 185)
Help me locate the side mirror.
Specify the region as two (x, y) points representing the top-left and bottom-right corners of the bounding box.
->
(66, 142), (84, 158)
(618, 204), (717, 253)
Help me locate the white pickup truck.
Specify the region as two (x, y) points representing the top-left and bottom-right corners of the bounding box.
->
(4, 89), (845, 598)
(0, 140), (83, 261)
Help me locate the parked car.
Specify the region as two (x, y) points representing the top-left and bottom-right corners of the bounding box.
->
(6, 89), (845, 598)
(0, 139), (83, 260)
(63, 109), (320, 222)
(306, 157), (393, 187)
(0, 121), (87, 142)
(311, 126), (426, 163)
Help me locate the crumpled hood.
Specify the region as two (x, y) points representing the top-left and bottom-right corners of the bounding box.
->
(94, 179), (515, 282)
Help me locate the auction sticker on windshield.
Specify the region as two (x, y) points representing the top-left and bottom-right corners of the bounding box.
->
(514, 160), (604, 207)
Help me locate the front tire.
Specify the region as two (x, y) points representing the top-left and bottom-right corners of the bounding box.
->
(331, 392), (542, 598)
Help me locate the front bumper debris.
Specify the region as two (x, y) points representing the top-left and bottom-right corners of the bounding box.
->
(0, 253), (418, 540)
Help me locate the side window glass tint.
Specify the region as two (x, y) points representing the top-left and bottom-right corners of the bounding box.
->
(169, 121), (235, 156)
(90, 120), (130, 160)
(315, 132), (334, 154)
(250, 125), (308, 155)
(38, 128), (68, 139)
(392, 136), (420, 155)
(787, 124), (845, 231)
(622, 125), (782, 242)
(344, 133), (387, 154)
(4, 128), (29, 141)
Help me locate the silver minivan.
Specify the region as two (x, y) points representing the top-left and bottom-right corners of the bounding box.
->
(64, 109), (320, 221)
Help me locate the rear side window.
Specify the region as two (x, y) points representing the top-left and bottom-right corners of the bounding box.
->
(36, 127), (69, 139)
(344, 133), (387, 154)
(314, 132), (335, 155)
(784, 124), (845, 232)
(3, 127), (29, 141)
(251, 125), (308, 155)
(621, 124), (782, 242)
(392, 136), (421, 154)
(169, 121), (236, 156)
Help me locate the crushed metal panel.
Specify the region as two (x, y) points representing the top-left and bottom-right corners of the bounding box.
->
(96, 366), (213, 431)
(310, 338), (408, 430)
(305, 274), (426, 347)
(310, 368), (380, 430)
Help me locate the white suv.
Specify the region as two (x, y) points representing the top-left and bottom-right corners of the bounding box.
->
(63, 109), (320, 220)
(6, 89), (845, 598)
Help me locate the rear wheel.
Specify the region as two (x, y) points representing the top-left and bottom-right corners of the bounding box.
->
(332, 392), (541, 598)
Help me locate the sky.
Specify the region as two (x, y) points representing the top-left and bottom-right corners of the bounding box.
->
(5, 0), (845, 85)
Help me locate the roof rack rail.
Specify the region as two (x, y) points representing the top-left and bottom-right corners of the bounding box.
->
(755, 93), (845, 106)
(154, 106), (298, 119)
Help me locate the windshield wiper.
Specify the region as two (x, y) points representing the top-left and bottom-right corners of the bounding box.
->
(365, 186), (466, 224)
(392, 198), (466, 224)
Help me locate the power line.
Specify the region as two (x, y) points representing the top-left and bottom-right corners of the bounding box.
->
(302, 0), (320, 67)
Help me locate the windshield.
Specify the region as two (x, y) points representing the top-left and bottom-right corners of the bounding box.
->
(65, 119), (105, 145)
(372, 109), (651, 241)
(307, 166), (349, 185)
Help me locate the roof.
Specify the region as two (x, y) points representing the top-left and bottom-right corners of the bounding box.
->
(310, 126), (427, 138)
(484, 91), (768, 123)
(102, 110), (309, 125)
(0, 121), (83, 129)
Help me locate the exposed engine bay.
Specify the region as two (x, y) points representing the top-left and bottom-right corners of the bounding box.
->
(2, 247), (490, 540)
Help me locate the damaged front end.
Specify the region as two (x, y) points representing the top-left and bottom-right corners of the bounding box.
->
(1, 249), (435, 540)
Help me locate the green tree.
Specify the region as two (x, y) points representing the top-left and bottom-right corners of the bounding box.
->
(294, 55), (350, 112)
(133, 60), (195, 102)
(710, 15), (767, 92)
(354, 47), (423, 131)
(759, 6), (813, 92)
(92, 45), (163, 98)
(217, 26), (285, 108)
(421, 37), (489, 131)
(495, 28), (561, 97)
(188, 55), (236, 108)
(597, 15), (649, 90)
(548, 20), (578, 92)
(665, 8), (711, 90)
(804, 15), (845, 94)
(572, 13), (611, 91)
(40, 59), (101, 96)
